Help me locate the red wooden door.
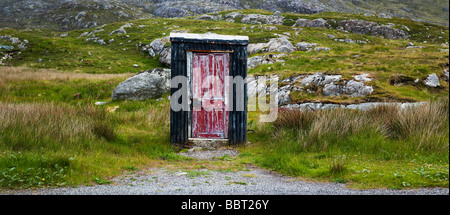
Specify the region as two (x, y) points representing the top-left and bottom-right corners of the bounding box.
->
(192, 53), (229, 139)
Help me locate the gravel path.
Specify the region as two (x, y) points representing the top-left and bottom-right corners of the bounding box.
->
(2, 149), (448, 195)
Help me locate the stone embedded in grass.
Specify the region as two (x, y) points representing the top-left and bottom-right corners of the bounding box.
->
(142, 37), (170, 59)
(196, 14), (215, 20)
(294, 18), (328, 28)
(94, 101), (109, 106)
(110, 28), (127, 35)
(277, 85), (292, 105)
(424, 73), (440, 87)
(264, 26), (278, 31)
(159, 47), (171, 66)
(406, 45), (425, 49)
(109, 23), (132, 35)
(296, 42), (317, 52)
(314, 47), (331, 52)
(248, 43), (268, 55)
(323, 83), (344, 96)
(241, 13), (284, 25)
(301, 72), (342, 87)
(444, 70), (449, 82)
(345, 80), (374, 97)
(225, 12), (243, 19)
(353, 73), (373, 82)
(247, 35), (296, 55)
(112, 68), (170, 101)
(247, 54), (286, 69)
(247, 55), (266, 69)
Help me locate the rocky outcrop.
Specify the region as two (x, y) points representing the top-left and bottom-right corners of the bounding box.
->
(247, 75), (295, 105)
(334, 38), (369, 44)
(405, 42), (425, 49)
(0, 35), (22, 44)
(444, 69), (449, 82)
(370, 24), (409, 39)
(314, 47), (331, 52)
(247, 36), (296, 55)
(247, 72), (375, 106)
(297, 72), (373, 98)
(266, 37), (296, 53)
(142, 37), (170, 58)
(0, 0), (447, 31)
(1, 35), (28, 51)
(247, 54), (287, 69)
(152, 6), (190, 18)
(196, 14), (223, 21)
(301, 73), (342, 87)
(323, 83), (344, 96)
(317, 76), (373, 97)
(248, 43), (269, 55)
(294, 18), (328, 28)
(293, 18), (409, 39)
(337, 19), (409, 39)
(241, 12), (284, 25)
(112, 68), (170, 101)
(296, 42), (318, 51)
(110, 23), (133, 35)
(344, 80), (374, 97)
(282, 102), (427, 111)
(159, 47), (172, 67)
(424, 73), (440, 87)
(337, 19), (376, 34)
(354, 73), (373, 82)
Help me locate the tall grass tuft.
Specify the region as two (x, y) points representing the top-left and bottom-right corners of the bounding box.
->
(273, 97), (449, 154)
(0, 102), (115, 151)
(329, 158), (347, 175)
(273, 109), (316, 131)
(147, 106), (170, 129)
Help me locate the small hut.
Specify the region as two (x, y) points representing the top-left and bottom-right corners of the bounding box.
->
(169, 33), (249, 147)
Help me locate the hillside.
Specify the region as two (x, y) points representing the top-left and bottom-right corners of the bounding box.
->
(1, 9), (448, 104)
(0, 9), (449, 190)
(0, 0), (448, 31)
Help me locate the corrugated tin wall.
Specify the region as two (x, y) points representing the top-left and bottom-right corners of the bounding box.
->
(170, 38), (248, 145)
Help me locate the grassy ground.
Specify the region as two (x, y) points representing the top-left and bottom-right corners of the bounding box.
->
(242, 98), (449, 189)
(0, 9), (448, 190)
(0, 66), (447, 190)
(2, 9), (447, 103)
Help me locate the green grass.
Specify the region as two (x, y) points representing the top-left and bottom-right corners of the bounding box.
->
(0, 87), (181, 188)
(0, 9), (449, 190)
(242, 98), (449, 189)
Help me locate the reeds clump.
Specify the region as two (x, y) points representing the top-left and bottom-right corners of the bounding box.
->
(0, 102), (115, 151)
(273, 97), (449, 154)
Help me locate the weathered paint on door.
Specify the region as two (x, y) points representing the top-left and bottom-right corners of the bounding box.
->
(192, 53), (230, 139)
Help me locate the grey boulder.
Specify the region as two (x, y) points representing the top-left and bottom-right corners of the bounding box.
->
(301, 73), (342, 87)
(323, 83), (343, 96)
(444, 70), (449, 82)
(296, 42), (317, 51)
(112, 68), (170, 100)
(314, 47), (331, 52)
(266, 37), (296, 53)
(345, 80), (374, 97)
(159, 47), (171, 66)
(294, 18), (327, 28)
(424, 73), (440, 87)
(247, 37), (296, 55)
